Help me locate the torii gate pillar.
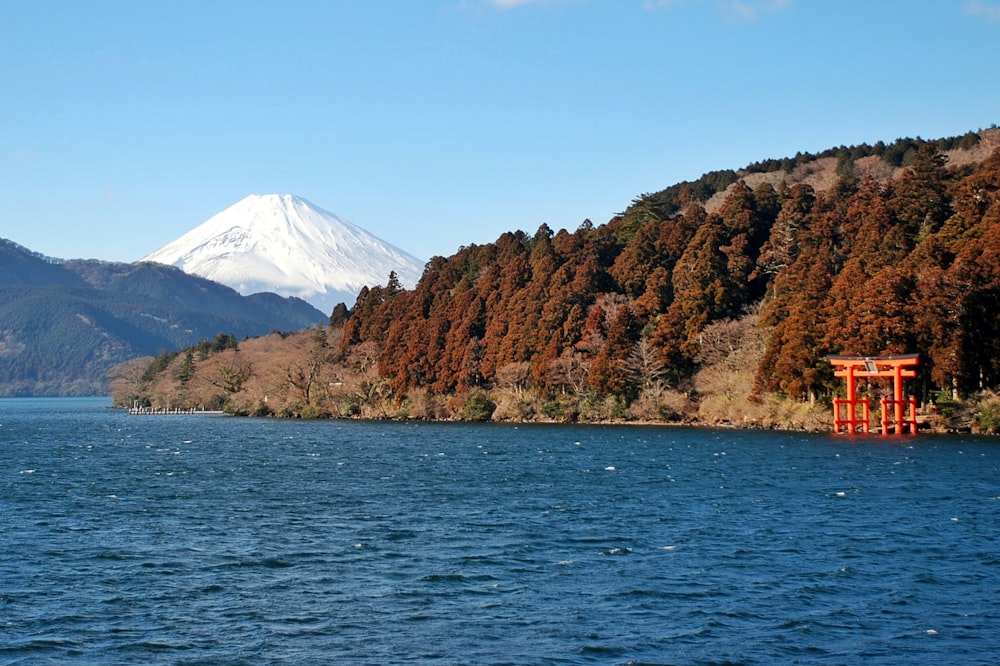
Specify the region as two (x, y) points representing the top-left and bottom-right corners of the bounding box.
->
(828, 354), (919, 435)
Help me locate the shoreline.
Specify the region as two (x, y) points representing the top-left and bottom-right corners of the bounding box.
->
(116, 406), (983, 435)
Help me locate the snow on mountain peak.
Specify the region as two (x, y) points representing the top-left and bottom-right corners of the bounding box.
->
(141, 194), (425, 315)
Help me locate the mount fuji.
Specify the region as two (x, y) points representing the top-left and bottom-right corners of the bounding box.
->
(142, 194), (426, 316)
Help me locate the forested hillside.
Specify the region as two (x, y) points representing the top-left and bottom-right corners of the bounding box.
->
(118, 129), (1000, 429)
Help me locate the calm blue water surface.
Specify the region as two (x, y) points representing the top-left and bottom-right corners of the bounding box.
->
(1, 397), (998, 664)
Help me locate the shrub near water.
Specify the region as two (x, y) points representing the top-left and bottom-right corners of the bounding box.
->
(461, 391), (496, 421)
(977, 393), (1000, 433)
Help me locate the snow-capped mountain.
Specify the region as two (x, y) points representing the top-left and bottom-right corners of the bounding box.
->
(142, 194), (425, 315)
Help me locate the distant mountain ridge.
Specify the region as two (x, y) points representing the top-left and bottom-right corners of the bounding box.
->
(0, 239), (326, 396)
(0, 238), (88, 287)
(142, 194), (426, 315)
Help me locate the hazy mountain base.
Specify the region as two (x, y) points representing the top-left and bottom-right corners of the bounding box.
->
(110, 313), (850, 432)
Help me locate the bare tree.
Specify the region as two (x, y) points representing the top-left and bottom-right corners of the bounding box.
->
(108, 357), (152, 407)
(208, 353), (253, 395)
(342, 340), (391, 417)
(626, 338), (668, 391)
(496, 361), (532, 401)
(285, 326), (333, 405)
(546, 354), (591, 395)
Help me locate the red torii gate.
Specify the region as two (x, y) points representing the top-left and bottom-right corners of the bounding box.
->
(828, 354), (919, 435)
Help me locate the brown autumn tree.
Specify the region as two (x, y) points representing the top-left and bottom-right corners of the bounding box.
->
(589, 303), (640, 397)
(651, 213), (730, 373)
(758, 183), (815, 289)
(756, 196), (843, 398)
(891, 143), (952, 242)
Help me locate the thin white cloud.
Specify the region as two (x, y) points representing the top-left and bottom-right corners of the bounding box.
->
(485, 0), (792, 16)
(9, 150), (39, 164)
(83, 185), (117, 213)
(485, 0), (573, 9)
(642, 0), (686, 10)
(643, 0), (791, 20)
(723, 0), (790, 20)
(965, 0), (1000, 22)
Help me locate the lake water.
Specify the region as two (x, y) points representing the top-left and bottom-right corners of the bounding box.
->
(2, 397), (998, 664)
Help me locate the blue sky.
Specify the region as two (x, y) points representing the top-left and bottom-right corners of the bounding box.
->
(2, 0), (998, 263)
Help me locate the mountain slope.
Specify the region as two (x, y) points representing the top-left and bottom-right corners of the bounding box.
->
(142, 194), (426, 315)
(0, 239), (87, 287)
(63, 259), (324, 327)
(0, 240), (327, 396)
